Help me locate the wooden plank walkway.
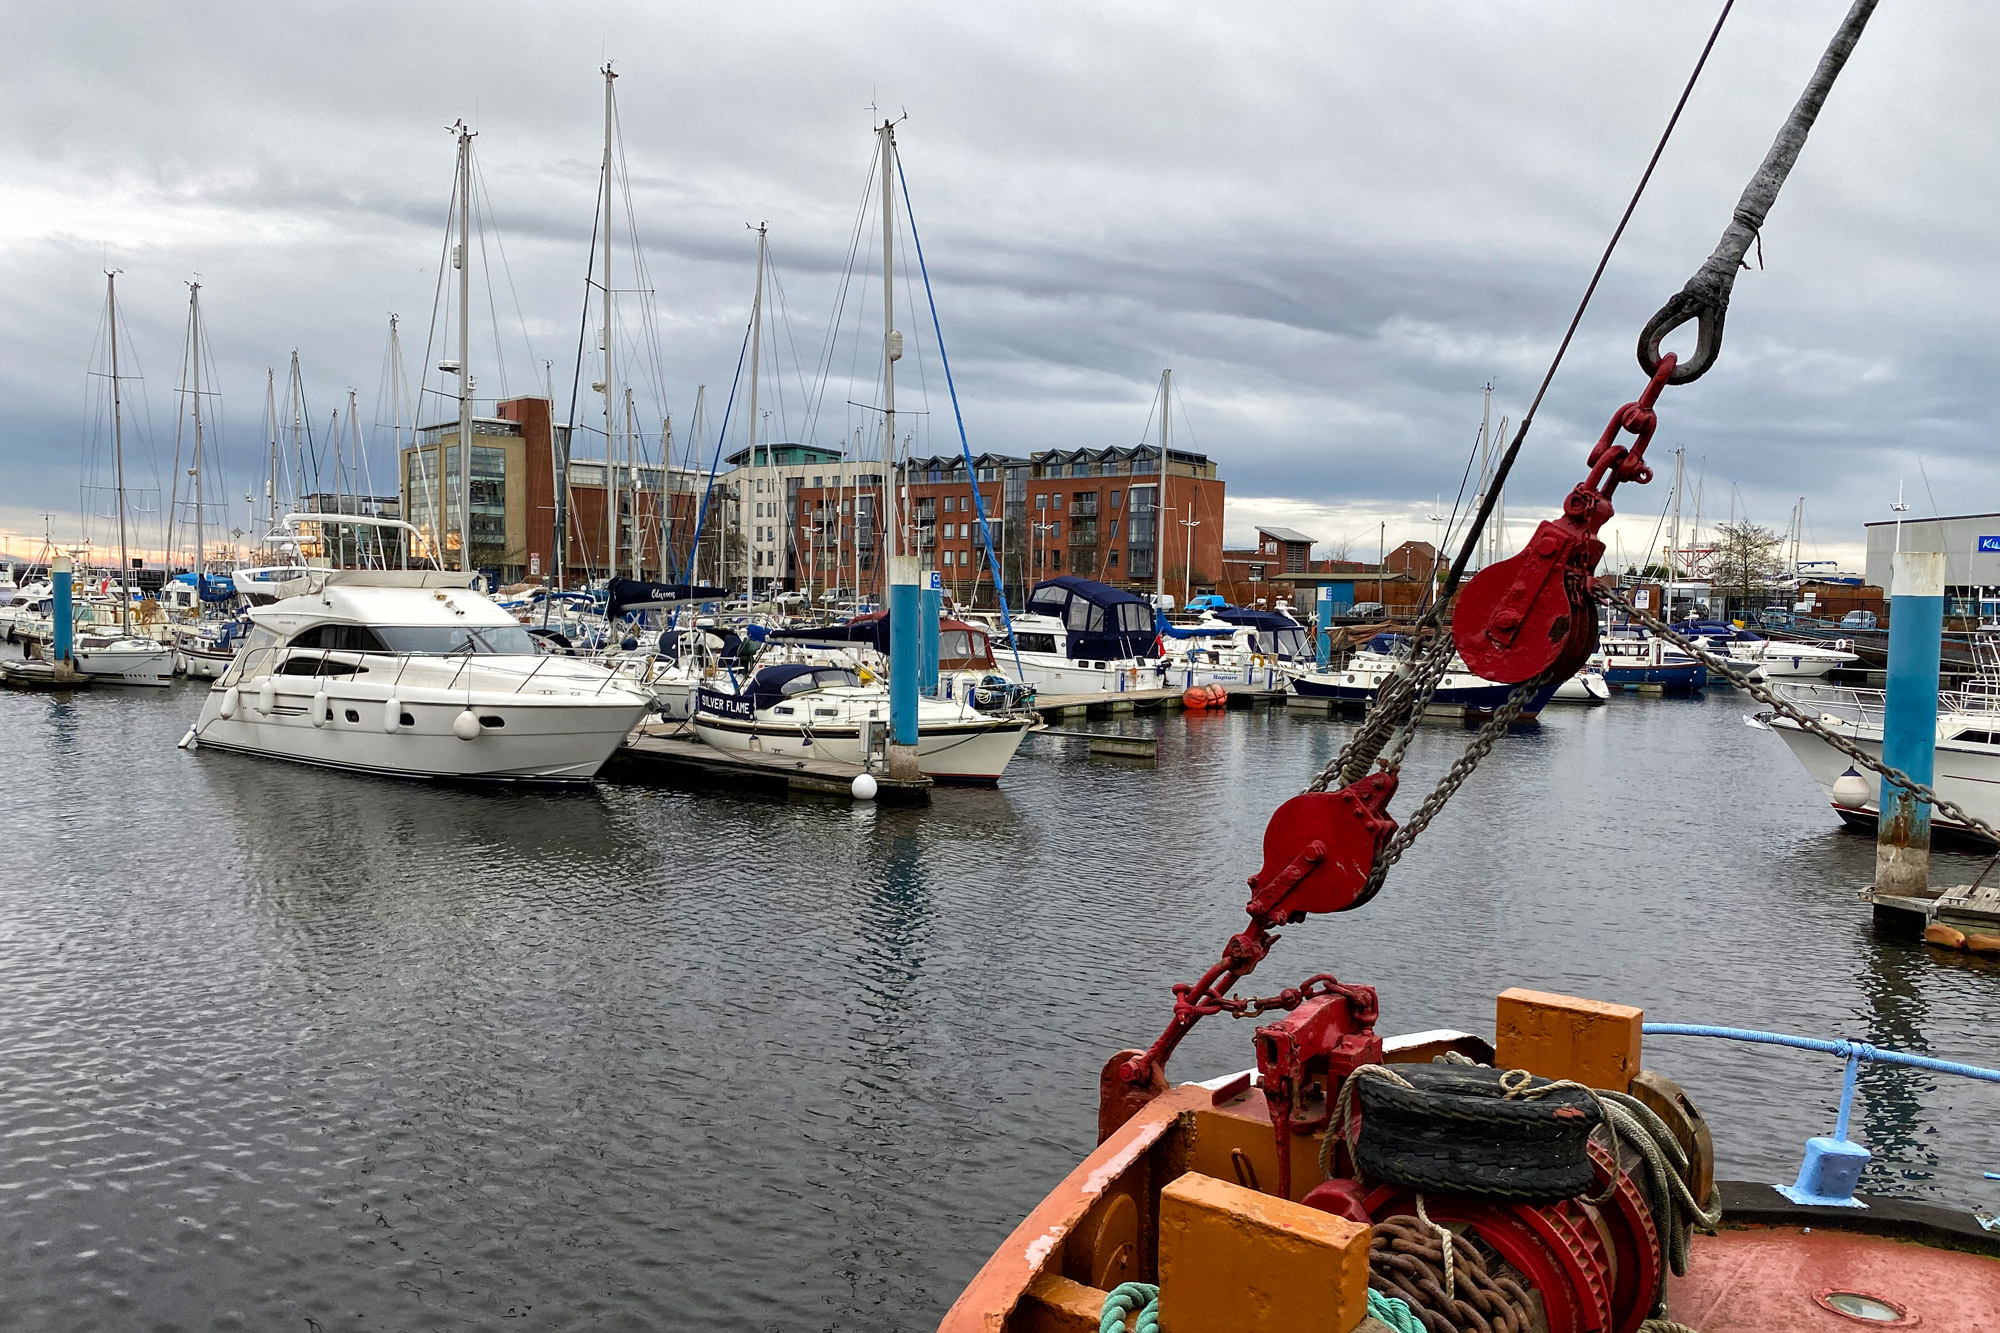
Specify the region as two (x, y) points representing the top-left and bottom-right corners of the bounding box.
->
(608, 729), (932, 803)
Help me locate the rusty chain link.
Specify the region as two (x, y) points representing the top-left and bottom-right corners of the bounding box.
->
(1596, 584), (2000, 844)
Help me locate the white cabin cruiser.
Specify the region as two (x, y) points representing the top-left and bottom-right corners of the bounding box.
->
(1670, 619), (1857, 680)
(182, 570), (653, 783)
(691, 663), (1032, 784)
(997, 578), (1227, 695)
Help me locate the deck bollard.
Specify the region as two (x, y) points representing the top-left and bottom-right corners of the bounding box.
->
(1876, 551), (1944, 898)
(1779, 1051), (1871, 1208)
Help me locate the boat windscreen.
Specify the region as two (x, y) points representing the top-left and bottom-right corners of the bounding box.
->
(372, 624), (541, 655)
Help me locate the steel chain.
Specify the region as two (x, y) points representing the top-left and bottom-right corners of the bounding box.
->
(1595, 585), (2000, 844)
(1351, 680), (1542, 905)
(1310, 630), (1457, 793)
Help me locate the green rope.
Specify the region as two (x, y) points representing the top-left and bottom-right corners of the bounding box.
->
(1367, 1287), (1426, 1333)
(1099, 1282), (1159, 1333)
(1099, 1280), (1421, 1333)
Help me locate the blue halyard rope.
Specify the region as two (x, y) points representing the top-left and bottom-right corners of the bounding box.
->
(676, 320), (753, 630)
(894, 152), (1027, 683)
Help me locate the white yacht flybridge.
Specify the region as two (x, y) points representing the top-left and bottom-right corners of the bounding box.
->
(181, 569), (653, 783)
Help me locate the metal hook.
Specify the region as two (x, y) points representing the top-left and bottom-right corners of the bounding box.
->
(1637, 294), (1724, 386)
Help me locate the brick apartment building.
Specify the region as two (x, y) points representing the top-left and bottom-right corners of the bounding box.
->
(782, 444), (1225, 607)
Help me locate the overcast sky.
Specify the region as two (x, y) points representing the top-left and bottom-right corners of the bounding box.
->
(2, 1), (1991, 573)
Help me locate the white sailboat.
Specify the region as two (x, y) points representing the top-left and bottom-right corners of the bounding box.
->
(74, 272), (172, 686)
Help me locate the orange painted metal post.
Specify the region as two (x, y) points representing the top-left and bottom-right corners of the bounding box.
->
(1494, 987), (1642, 1089)
(1157, 1172), (1370, 1333)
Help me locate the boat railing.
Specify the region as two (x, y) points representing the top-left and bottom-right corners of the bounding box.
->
(1770, 680), (2000, 724)
(1645, 1022), (2000, 1207)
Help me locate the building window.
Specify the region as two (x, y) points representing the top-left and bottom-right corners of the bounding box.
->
(1109, 551), (1120, 568)
(1248, 564), (1266, 579)
(1051, 550), (1063, 569)
(1111, 489), (1122, 508)
(1110, 518), (1120, 538)
(1036, 494), (1047, 510)
(1051, 493), (1063, 510)
(1051, 521), (1061, 538)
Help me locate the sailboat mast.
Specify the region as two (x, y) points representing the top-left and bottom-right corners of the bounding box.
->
(189, 282), (207, 601)
(1476, 384), (1493, 570)
(454, 122), (475, 574)
(744, 223), (767, 601)
(625, 386), (641, 579)
(599, 66), (619, 586)
(1156, 368), (1169, 603)
(106, 272), (132, 635)
(264, 369), (279, 550)
(658, 412), (672, 583)
(878, 121), (900, 566)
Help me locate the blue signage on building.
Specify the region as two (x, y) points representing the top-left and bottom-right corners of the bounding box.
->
(1978, 536), (2000, 553)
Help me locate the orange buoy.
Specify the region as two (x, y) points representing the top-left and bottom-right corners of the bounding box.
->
(1181, 686), (1209, 709)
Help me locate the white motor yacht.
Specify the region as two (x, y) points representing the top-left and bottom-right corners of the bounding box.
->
(181, 570), (654, 783)
(1757, 634), (2000, 841)
(690, 662), (1032, 784)
(1671, 619), (1858, 680)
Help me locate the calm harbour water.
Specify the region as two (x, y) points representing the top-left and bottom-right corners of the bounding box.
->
(1, 676), (1997, 1331)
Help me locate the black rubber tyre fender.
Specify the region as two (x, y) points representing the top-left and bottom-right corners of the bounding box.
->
(1355, 1064), (1601, 1202)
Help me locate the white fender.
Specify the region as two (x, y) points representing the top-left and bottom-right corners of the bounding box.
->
(453, 708), (482, 741)
(256, 677), (275, 715)
(383, 697), (402, 733)
(310, 690), (330, 727)
(219, 686), (239, 719)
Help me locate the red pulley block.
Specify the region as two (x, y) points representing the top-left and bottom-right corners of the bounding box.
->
(1452, 355), (1677, 686)
(1245, 769), (1399, 923)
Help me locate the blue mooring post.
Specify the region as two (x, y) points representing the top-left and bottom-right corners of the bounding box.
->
(889, 555), (919, 748)
(1876, 551), (1945, 899)
(51, 555), (73, 665)
(919, 570), (941, 696)
(1316, 585), (1333, 669)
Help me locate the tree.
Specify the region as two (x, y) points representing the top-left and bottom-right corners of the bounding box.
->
(1711, 520), (1786, 607)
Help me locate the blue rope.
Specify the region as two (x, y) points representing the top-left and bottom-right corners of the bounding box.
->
(683, 320), (754, 603)
(1643, 1023), (2000, 1084)
(894, 152), (1026, 682)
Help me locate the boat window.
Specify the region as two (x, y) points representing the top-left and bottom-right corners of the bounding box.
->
(372, 624), (540, 655)
(939, 630), (973, 659)
(289, 623), (392, 652)
(1010, 632), (1057, 654)
(277, 654), (367, 677)
(1116, 603), (1152, 633)
(1067, 599), (1100, 632)
(1957, 729), (1997, 745)
(1028, 588), (1067, 617)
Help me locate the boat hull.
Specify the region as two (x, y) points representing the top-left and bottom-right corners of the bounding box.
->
(1767, 718), (2000, 844)
(1293, 669), (1557, 718)
(74, 641), (173, 686)
(189, 683), (649, 783)
(689, 711), (1030, 784)
(1602, 662), (1707, 691)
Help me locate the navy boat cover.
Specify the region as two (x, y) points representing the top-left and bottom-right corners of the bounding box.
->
(1023, 577), (1160, 660)
(696, 663), (860, 721)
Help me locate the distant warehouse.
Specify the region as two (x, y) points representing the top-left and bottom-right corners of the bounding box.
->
(1865, 513), (2000, 613)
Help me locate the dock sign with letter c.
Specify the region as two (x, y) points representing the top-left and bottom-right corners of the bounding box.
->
(1978, 536), (2000, 553)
